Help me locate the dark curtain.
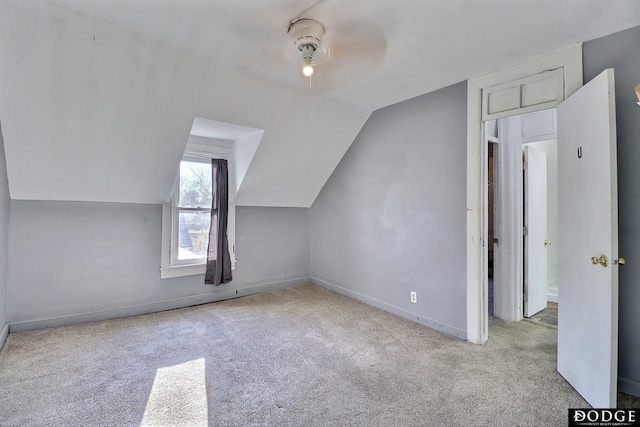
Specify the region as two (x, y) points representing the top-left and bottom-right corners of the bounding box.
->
(204, 158), (232, 285)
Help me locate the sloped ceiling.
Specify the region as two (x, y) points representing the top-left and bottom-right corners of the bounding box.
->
(1, 0), (639, 207)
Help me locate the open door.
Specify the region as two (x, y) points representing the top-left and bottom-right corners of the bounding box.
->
(557, 69), (619, 408)
(524, 145), (548, 317)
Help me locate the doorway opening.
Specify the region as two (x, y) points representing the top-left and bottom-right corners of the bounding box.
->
(485, 109), (558, 327)
(465, 44), (582, 345)
(467, 52), (622, 407)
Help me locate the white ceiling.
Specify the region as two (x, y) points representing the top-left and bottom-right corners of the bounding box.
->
(1, 0), (639, 206)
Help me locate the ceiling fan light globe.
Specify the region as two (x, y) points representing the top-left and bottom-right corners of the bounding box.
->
(302, 65), (314, 77)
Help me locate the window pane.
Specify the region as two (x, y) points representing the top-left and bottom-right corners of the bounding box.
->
(179, 160), (212, 208)
(177, 211), (211, 261)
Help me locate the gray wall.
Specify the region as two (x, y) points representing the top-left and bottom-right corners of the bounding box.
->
(310, 82), (468, 338)
(584, 25), (640, 397)
(7, 203), (309, 328)
(0, 124), (9, 344)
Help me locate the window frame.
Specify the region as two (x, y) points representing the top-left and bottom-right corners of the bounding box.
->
(171, 155), (214, 267)
(160, 143), (236, 279)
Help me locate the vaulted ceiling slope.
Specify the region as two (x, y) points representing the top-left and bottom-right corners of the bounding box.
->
(1, 0), (639, 207)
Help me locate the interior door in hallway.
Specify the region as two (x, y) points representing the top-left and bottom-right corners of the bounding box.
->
(523, 145), (548, 317)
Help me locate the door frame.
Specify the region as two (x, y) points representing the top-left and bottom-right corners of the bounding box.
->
(492, 114), (557, 322)
(492, 114), (525, 322)
(466, 45), (583, 344)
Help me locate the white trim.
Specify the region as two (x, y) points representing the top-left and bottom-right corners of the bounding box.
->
(312, 277), (467, 339)
(9, 277), (311, 332)
(161, 202), (172, 273)
(466, 44), (583, 344)
(482, 68), (564, 121)
(466, 81), (485, 344)
(160, 262), (205, 279)
(547, 278), (559, 303)
(493, 116), (525, 321)
(170, 156), (213, 268)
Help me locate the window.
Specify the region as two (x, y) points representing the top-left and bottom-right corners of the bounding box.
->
(174, 158), (213, 265)
(161, 142), (236, 279)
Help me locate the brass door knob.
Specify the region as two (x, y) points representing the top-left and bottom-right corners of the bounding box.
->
(591, 255), (608, 267)
(544, 240), (552, 246)
(615, 257), (626, 266)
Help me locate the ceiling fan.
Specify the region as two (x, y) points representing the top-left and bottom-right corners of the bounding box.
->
(227, 1), (387, 90)
(284, 0), (387, 87)
(287, 18), (329, 78)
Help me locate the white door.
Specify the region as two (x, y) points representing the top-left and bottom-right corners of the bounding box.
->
(524, 146), (548, 317)
(557, 69), (619, 409)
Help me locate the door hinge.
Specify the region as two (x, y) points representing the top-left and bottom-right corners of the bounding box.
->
(523, 226), (528, 236)
(480, 237), (485, 247)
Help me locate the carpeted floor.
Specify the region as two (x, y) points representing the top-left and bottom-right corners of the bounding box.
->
(0, 283), (636, 426)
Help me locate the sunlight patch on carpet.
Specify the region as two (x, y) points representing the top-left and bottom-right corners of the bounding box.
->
(141, 358), (208, 426)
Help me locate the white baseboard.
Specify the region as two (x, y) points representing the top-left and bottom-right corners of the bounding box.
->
(9, 277), (310, 333)
(0, 323), (8, 350)
(619, 376), (640, 398)
(311, 276), (466, 340)
(547, 278), (558, 303)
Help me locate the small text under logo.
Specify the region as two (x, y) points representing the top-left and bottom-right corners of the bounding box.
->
(569, 409), (638, 427)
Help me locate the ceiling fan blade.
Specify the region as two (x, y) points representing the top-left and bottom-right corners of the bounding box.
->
(306, 21), (387, 91)
(323, 21), (387, 62)
(226, 14), (388, 93)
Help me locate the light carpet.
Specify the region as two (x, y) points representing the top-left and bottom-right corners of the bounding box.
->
(0, 283), (637, 426)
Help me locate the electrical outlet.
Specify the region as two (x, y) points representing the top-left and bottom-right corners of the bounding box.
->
(410, 291), (417, 303)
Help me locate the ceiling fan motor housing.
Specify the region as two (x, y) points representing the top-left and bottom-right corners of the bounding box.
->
(290, 19), (325, 58)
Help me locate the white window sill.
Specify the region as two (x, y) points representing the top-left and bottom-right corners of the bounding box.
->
(160, 260), (236, 279)
(160, 263), (205, 279)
